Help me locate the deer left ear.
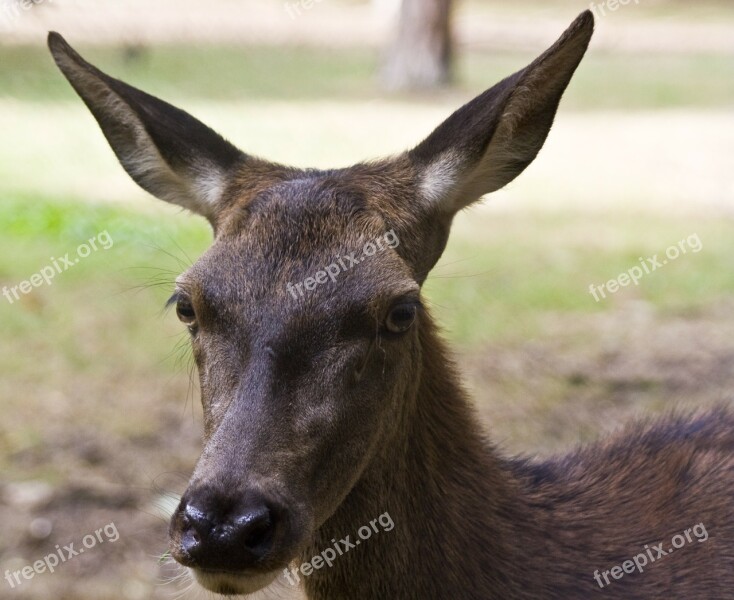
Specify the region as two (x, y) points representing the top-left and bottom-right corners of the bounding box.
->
(409, 10), (594, 214)
(48, 32), (244, 226)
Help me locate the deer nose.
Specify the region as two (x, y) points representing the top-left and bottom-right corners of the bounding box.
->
(174, 492), (278, 571)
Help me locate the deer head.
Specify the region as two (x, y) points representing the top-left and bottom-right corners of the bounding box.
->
(48, 11), (593, 596)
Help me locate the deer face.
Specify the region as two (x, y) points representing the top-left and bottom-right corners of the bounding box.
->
(167, 177), (423, 592)
(48, 10), (593, 595)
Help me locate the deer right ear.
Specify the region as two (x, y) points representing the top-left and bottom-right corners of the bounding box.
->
(48, 32), (244, 226)
(409, 10), (594, 214)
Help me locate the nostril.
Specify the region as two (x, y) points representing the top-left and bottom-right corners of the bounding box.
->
(181, 502), (220, 557)
(181, 528), (201, 558)
(184, 504), (212, 533)
(184, 504), (211, 527)
(236, 506), (274, 549)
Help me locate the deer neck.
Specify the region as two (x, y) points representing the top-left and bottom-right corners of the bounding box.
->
(302, 316), (530, 600)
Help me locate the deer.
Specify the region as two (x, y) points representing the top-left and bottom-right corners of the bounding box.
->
(47, 10), (734, 599)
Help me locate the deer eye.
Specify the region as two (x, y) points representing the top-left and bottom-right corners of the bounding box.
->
(176, 297), (197, 326)
(385, 303), (417, 334)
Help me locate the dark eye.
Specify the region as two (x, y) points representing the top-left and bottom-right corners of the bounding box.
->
(385, 303), (417, 334)
(176, 298), (196, 326)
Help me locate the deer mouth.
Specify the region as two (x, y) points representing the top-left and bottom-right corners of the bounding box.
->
(192, 567), (280, 596)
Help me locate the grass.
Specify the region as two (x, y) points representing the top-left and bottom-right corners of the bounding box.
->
(0, 194), (209, 371)
(2, 195), (733, 358)
(426, 212), (734, 345)
(1, 44), (733, 110)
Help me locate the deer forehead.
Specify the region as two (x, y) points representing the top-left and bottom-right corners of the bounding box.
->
(174, 182), (417, 323)
(219, 176), (385, 240)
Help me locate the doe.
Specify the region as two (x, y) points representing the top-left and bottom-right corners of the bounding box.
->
(49, 11), (733, 599)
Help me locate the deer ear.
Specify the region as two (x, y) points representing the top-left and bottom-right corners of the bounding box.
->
(48, 32), (243, 225)
(409, 10), (594, 213)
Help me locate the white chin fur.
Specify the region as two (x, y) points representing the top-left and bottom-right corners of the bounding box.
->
(192, 568), (281, 597)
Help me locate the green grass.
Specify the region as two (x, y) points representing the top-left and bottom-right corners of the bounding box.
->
(0, 195), (209, 377)
(425, 212), (734, 345)
(463, 53), (734, 111)
(0, 45), (378, 102)
(2, 196), (733, 360)
(2, 44), (732, 109)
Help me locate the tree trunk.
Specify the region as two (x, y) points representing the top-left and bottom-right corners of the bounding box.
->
(381, 0), (454, 91)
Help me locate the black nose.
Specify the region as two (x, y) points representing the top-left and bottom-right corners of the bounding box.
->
(174, 490), (279, 571)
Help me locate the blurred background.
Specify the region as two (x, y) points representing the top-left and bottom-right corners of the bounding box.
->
(1, 0), (732, 598)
